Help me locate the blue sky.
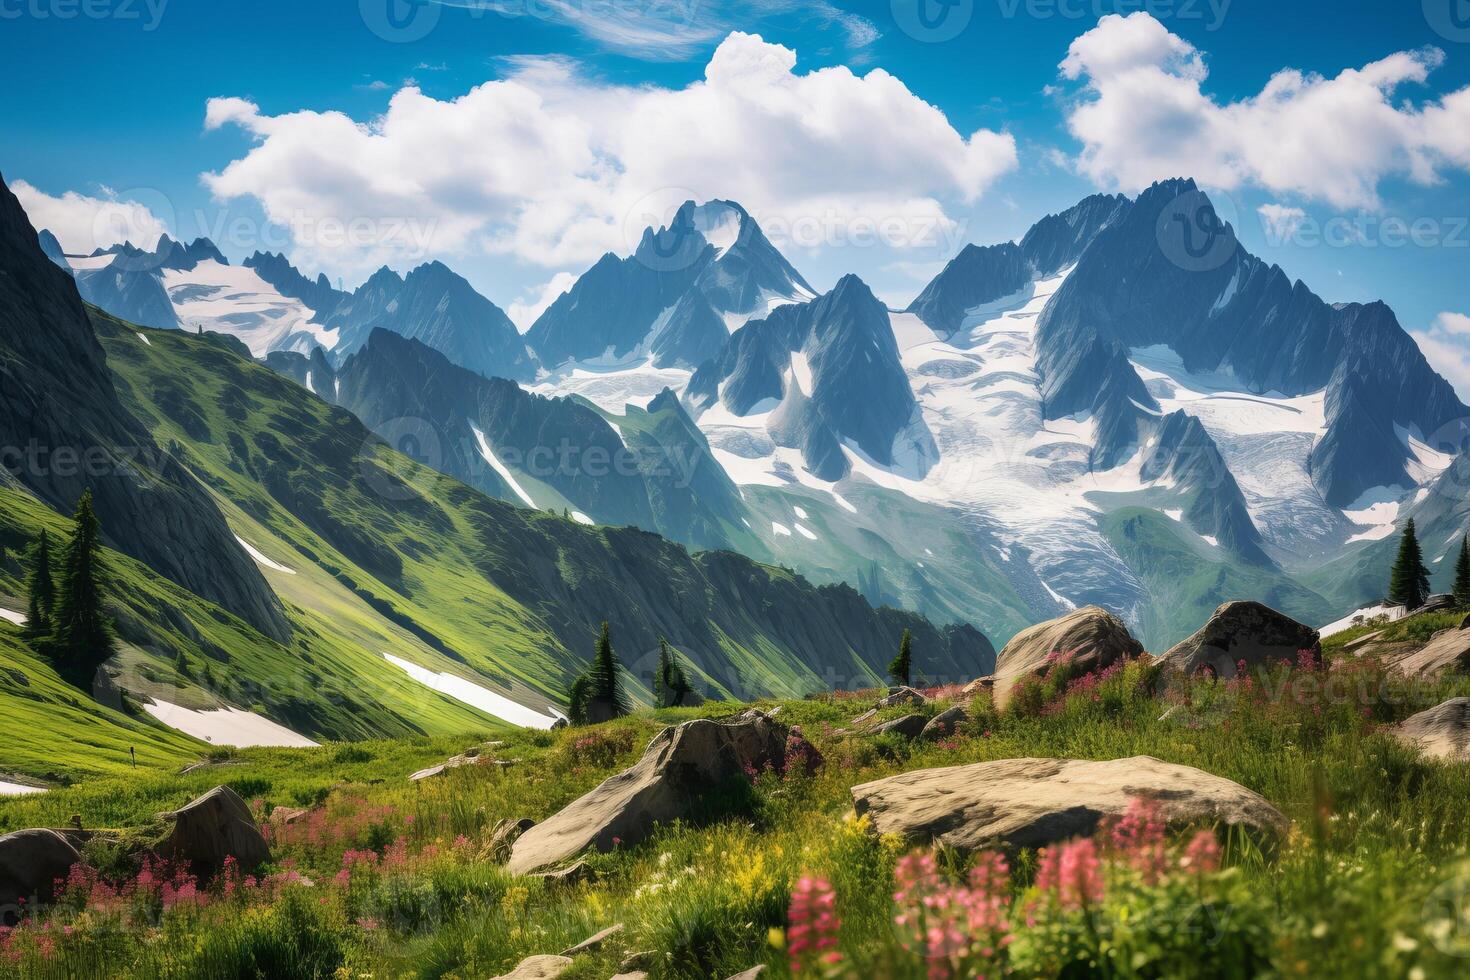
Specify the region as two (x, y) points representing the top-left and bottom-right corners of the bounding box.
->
(5, 0), (1470, 388)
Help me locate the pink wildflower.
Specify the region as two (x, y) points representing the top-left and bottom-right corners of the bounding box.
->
(788, 874), (843, 974)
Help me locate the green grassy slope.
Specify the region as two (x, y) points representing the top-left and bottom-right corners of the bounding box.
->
(1101, 507), (1336, 650)
(87, 313), (991, 710)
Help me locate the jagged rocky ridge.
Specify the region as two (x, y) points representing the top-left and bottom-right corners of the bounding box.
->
(0, 173), (291, 641)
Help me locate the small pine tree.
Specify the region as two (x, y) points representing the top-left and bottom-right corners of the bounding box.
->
(1387, 518), (1432, 610)
(888, 629), (913, 687)
(588, 621), (630, 719)
(1455, 536), (1470, 608)
(48, 490), (115, 677)
(567, 674), (592, 725)
(23, 530), (56, 638)
(655, 638), (694, 708)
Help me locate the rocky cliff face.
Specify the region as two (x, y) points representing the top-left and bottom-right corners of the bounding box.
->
(244, 252), (347, 317)
(0, 172), (290, 641)
(326, 262), (536, 383)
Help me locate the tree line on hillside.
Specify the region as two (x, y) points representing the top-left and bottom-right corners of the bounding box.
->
(21, 490), (114, 684)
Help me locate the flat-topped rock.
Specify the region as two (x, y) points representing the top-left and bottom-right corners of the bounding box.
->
(1390, 627), (1470, 679)
(851, 756), (1287, 853)
(873, 714), (928, 740)
(1157, 601), (1318, 679)
(158, 785), (269, 874)
(490, 955), (573, 980)
(1394, 698), (1470, 761)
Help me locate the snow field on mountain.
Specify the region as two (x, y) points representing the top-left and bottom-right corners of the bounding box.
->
(142, 698), (319, 748)
(382, 653), (562, 729)
(469, 423), (537, 508)
(163, 260), (337, 355)
(233, 534), (297, 575)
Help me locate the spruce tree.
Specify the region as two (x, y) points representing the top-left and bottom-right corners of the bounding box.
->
(589, 621), (630, 718)
(567, 674), (592, 725)
(23, 530), (55, 639)
(48, 490), (114, 676)
(1388, 518), (1431, 610)
(1455, 536), (1470, 609)
(655, 638), (693, 708)
(888, 629), (913, 687)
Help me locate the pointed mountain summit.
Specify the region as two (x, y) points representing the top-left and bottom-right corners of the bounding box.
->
(243, 252), (348, 317)
(527, 199), (812, 369)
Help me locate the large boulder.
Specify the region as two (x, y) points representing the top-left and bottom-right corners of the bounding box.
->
(1157, 602), (1318, 680)
(921, 705), (968, 740)
(872, 714), (928, 740)
(851, 756), (1287, 853)
(0, 829), (79, 917)
(1394, 698), (1470, 761)
(157, 785), (270, 874)
(990, 607), (1144, 705)
(1389, 627), (1470, 679)
(507, 713), (788, 875)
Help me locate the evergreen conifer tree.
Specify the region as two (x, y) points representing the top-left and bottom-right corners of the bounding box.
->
(888, 629), (913, 687)
(1388, 518), (1431, 610)
(23, 529), (55, 639)
(655, 638), (693, 708)
(589, 621), (630, 718)
(48, 491), (114, 676)
(1455, 536), (1470, 608)
(567, 674), (591, 726)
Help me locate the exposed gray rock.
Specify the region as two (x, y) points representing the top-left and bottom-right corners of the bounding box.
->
(725, 969), (767, 980)
(490, 955), (573, 980)
(562, 923), (623, 957)
(1394, 698), (1470, 761)
(1391, 627), (1470, 679)
(1157, 601), (1319, 680)
(0, 829), (80, 914)
(490, 818), (537, 863)
(873, 714), (928, 740)
(157, 785), (270, 874)
(530, 860), (596, 888)
(508, 714), (789, 874)
(991, 607), (1144, 706)
(921, 706), (968, 740)
(851, 756), (1287, 853)
(878, 687), (928, 709)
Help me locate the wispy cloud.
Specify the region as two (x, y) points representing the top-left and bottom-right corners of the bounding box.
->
(425, 0), (877, 61)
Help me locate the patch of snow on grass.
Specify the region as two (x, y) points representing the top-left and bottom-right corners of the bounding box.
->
(136, 332), (151, 346)
(794, 523), (818, 540)
(0, 608), (25, 626)
(144, 699), (318, 748)
(470, 422), (536, 507)
(233, 535), (296, 575)
(1163, 509), (1183, 521)
(772, 522), (792, 537)
(1319, 604), (1407, 639)
(571, 511), (595, 526)
(793, 506), (809, 520)
(0, 781), (45, 797)
(383, 653), (560, 729)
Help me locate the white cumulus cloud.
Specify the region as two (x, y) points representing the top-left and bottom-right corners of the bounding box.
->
(1058, 12), (1470, 210)
(1414, 313), (1470, 401)
(507, 271), (578, 331)
(200, 32), (1017, 279)
(12, 181), (171, 255)
(1257, 204), (1308, 244)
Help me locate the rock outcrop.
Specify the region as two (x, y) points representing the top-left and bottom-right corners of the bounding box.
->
(490, 955), (574, 980)
(851, 756), (1287, 853)
(1388, 626), (1470, 679)
(921, 705), (967, 739)
(1156, 602), (1319, 679)
(0, 829), (80, 916)
(990, 607), (1145, 705)
(507, 713), (788, 875)
(157, 786), (270, 874)
(1394, 698), (1470, 760)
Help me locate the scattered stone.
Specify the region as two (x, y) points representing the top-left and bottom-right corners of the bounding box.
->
(620, 950), (656, 972)
(921, 705), (967, 739)
(1157, 601), (1319, 680)
(409, 745), (500, 782)
(1341, 630), (1386, 654)
(268, 806), (308, 828)
(872, 714), (928, 740)
(490, 818), (537, 862)
(725, 968), (767, 980)
(508, 714), (790, 874)
(608, 974), (648, 980)
(1394, 698), (1470, 761)
(490, 955), (573, 980)
(878, 687), (928, 709)
(562, 922), (623, 957)
(851, 708), (879, 726)
(1390, 627), (1470, 679)
(530, 860), (596, 888)
(157, 785), (270, 874)
(851, 756), (1287, 853)
(991, 607), (1145, 705)
(0, 829), (80, 914)
(961, 676), (994, 697)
